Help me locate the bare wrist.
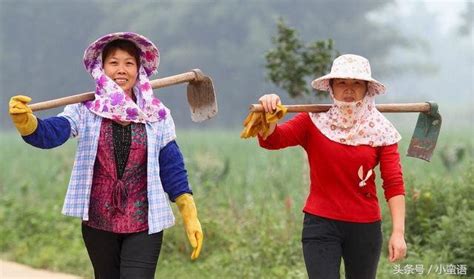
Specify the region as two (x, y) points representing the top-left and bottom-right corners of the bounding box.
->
(391, 230), (405, 236)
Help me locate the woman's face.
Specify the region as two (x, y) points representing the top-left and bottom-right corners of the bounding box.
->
(332, 78), (368, 102)
(103, 48), (138, 96)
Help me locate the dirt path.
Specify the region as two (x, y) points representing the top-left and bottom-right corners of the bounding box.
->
(0, 260), (82, 279)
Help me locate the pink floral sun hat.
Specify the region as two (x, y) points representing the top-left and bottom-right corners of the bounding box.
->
(311, 54), (386, 96)
(83, 32), (160, 76)
(82, 32), (168, 123)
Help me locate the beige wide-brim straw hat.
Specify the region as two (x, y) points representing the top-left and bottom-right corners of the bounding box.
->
(311, 54), (386, 95)
(83, 32), (160, 77)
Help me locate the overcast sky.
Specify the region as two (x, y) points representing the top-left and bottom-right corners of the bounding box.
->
(396, 0), (470, 33)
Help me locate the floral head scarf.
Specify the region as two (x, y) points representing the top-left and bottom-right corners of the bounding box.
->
(82, 32), (167, 123)
(310, 88), (401, 147)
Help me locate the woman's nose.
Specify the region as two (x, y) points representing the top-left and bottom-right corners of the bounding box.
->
(117, 65), (126, 74)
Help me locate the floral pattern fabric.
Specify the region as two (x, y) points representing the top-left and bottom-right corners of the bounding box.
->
(310, 92), (401, 147)
(309, 54), (401, 147)
(311, 54), (386, 96)
(83, 32), (166, 124)
(85, 118), (149, 233)
(83, 32), (160, 77)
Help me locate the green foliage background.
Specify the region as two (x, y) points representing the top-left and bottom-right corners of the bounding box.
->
(265, 18), (337, 100)
(0, 0), (407, 129)
(1, 128), (472, 278)
(0, 2), (472, 277)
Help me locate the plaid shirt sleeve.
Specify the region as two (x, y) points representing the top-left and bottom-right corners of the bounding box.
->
(145, 107), (179, 233)
(60, 104), (102, 220)
(159, 107), (177, 148)
(58, 104), (82, 138)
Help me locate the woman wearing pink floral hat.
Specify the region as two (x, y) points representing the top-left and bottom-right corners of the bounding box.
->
(9, 32), (203, 278)
(256, 54), (407, 278)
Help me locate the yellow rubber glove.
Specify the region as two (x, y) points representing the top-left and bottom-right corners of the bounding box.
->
(9, 95), (38, 136)
(175, 193), (203, 260)
(240, 111), (265, 138)
(240, 104), (287, 139)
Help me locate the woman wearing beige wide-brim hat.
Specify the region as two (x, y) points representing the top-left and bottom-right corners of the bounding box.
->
(256, 54), (407, 278)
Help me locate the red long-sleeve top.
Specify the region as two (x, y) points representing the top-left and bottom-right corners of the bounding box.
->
(258, 113), (405, 223)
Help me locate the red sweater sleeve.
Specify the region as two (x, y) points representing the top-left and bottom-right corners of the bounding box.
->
(258, 113), (309, 149)
(379, 143), (405, 201)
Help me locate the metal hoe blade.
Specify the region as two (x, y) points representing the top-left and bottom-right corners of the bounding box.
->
(407, 101), (442, 161)
(187, 75), (218, 122)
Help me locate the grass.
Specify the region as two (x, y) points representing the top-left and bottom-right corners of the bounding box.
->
(0, 126), (472, 278)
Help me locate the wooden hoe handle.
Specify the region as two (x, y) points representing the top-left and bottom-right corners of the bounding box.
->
(249, 103), (432, 113)
(29, 69), (204, 112)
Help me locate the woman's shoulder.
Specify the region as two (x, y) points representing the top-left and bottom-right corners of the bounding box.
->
(147, 104), (174, 127)
(59, 103), (84, 117)
(287, 112), (315, 130)
(289, 112), (311, 123)
(64, 102), (87, 113)
(59, 102), (101, 124)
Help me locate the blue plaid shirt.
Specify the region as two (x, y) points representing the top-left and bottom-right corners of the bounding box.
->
(56, 103), (177, 234)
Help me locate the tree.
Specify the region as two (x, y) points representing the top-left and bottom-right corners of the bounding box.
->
(1, 0), (409, 129)
(80, 1), (408, 125)
(265, 18), (338, 100)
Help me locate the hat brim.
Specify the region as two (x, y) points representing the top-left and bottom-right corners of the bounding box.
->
(83, 32), (159, 76)
(311, 73), (386, 95)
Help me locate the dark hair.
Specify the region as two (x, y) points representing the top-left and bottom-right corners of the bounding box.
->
(102, 39), (141, 68)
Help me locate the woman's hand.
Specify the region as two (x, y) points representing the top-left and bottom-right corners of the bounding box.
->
(255, 94), (282, 139)
(258, 93), (281, 113)
(175, 194), (203, 260)
(387, 195), (406, 262)
(388, 231), (407, 262)
(9, 95), (38, 136)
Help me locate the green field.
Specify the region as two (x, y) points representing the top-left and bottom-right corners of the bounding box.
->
(0, 128), (472, 278)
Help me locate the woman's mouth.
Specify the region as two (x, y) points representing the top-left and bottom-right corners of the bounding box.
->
(343, 97), (355, 102)
(114, 78), (128, 85)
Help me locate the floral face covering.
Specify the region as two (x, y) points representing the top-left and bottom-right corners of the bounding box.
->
(310, 88), (401, 147)
(85, 55), (167, 123)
